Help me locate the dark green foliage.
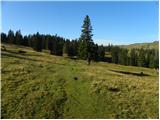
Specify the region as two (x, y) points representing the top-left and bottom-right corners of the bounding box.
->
(63, 40), (70, 56)
(56, 37), (65, 56)
(48, 35), (65, 56)
(1, 32), (7, 43)
(105, 43), (113, 52)
(78, 15), (94, 61)
(7, 30), (15, 44)
(92, 44), (99, 61)
(110, 45), (158, 69)
(44, 35), (51, 50)
(111, 46), (120, 64)
(15, 30), (23, 45)
(78, 39), (88, 59)
(149, 49), (159, 68)
(130, 49), (137, 66)
(69, 39), (78, 56)
(118, 49), (128, 65)
(98, 45), (105, 61)
(1, 29), (159, 69)
(138, 48), (145, 67)
(23, 35), (29, 46)
(32, 32), (43, 52)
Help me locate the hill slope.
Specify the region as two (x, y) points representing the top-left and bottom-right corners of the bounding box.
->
(1, 44), (159, 119)
(119, 41), (159, 49)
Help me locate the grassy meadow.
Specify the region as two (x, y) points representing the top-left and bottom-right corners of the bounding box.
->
(1, 43), (159, 119)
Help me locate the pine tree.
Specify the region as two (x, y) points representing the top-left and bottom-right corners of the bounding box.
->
(92, 44), (99, 61)
(15, 30), (23, 45)
(149, 49), (159, 68)
(154, 50), (159, 69)
(130, 49), (137, 66)
(45, 35), (51, 50)
(8, 30), (15, 44)
(28, 35), (33, 48)
(118, 48), (128, 65)
(138, 48), (145, 67)
(111, 46), (119, 64)
(33, 32), (42, 52)
(63, 40), (70, 57)
(70, 39), (78, 56)
(145, 50), (150, 68)
(1, 33), (7, 43)
(23, 35), (29, 46)
(98, 45), (105, 61)
(78, 15), (94, 64)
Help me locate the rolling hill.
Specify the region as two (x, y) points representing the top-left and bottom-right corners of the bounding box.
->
(119, 41), (159, 50)
(1, 43), (159, 119)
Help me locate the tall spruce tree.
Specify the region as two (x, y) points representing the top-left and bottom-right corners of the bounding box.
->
(63, 40), (70, 57)
(15, 30), (23, 45)
(8, 30), (15, 44)
(118, 48), (128, 65)
(111, 46), (119, 64)
(98, 45), (105, 61)
(33, 32), (42, 52)
(78, 15), (94, 64)
(130, 49), (137, 66)
(1, 33), (7, 43)
(138, 48), (145, 67)
(23, 35), (29, 46)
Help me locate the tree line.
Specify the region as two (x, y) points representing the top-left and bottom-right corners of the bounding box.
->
(1, 15), (159, 68)
(1, 32), (105, 61)
(105, 44), (159, 69)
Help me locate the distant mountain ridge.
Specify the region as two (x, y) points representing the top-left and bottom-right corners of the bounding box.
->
(118, 41), (159, 50)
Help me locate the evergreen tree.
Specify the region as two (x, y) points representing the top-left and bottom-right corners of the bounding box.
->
(8, 30), (15, 44)
(51, 36), (58, 55)
(118, 48), (128, 65)
(23, 35), (29, 46)
(1, 33), (7, 43)
(154, 50), (159, 69)
(138, 48), (145, 67)
(111, 46), (119, 64)
(28, 34), (33, 48)
(78, 15), (94, 64)
(44, 35), (51, 50)
(130, 49), (137, 66)
(149, 53), (155, 68)
(105, 43), (112, 52)
(98, 45), (105, 61)
(33, 32), (42, 52)
(15, 30), (23, 45)
(92, 44), (99, 61)
(145, 50), (150, 67)
(63, 40), (70, 56)
(70, 39), (78, 56)
(149, 50), (159, 68)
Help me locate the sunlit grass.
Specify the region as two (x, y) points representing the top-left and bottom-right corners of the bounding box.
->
(1, 43), (159, 119)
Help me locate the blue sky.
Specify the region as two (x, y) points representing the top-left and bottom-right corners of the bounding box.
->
(1, 1), (158, 45)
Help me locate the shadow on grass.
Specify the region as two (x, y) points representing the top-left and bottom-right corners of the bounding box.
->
(2, 52), (40, 62)
(2, 51), (67, 67)
(109, 69), (150, 77)
(4, 50), (42, 57)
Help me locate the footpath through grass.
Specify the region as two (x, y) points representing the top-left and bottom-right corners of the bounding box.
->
(1, 44), (159, 118)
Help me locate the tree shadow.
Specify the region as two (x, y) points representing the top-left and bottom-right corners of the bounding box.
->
(2, 52), (40, 62)
(109, 69), (150, 77)
(4, 50), (42, 57)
